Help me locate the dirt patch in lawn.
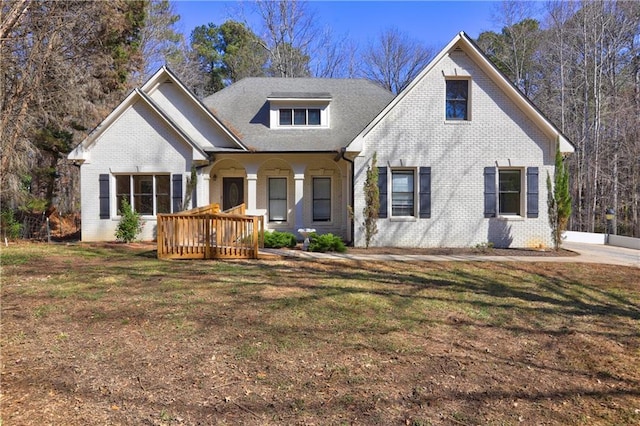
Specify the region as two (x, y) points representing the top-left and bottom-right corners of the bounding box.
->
(2, 243), (638, 425)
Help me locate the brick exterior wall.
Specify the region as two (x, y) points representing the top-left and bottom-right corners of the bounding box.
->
(79, 101), (193, 241)
(353, 50), (556, 248)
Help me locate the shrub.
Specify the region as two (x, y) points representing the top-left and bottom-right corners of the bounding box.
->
(115, 199), (143, 243)
(1, 209), (23, 240)
(308, 232), (346, 253)
(363, 152), (379, 248)
(263, 230), (297, 248)
(547, 144), (572, 251)
(473, 242), (494, 252)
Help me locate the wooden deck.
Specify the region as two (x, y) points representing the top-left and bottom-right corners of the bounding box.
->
(157, 204), (264, 259)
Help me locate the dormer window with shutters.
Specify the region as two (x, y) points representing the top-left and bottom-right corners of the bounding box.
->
(268, 92), (331, 129)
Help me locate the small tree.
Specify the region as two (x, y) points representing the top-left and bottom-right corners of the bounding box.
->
(1, 209), (23, 240)
(115, 198), (143, 243)
(362, 152), (379, 248)
(547, 144), (572, 250)
(181, 166), (198, 211)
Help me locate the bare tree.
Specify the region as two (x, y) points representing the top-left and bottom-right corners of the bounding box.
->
(311, 27), (358, 78)
(253, 0), (313, 77)
(133, 0), (186, 84)
(480, 0), (640, 236)
(1, 0), (145, 212)
(359, 27), (434, 94)
(477, 18), (542, 97)
(229, 0), (355, 79)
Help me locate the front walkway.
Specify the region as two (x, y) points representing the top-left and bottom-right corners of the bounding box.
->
(262, 242), (639, 268)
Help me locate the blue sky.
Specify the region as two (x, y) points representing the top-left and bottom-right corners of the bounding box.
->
(172, 1), (503, 51)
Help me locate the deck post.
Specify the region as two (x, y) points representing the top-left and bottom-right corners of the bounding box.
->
(157, 216), (164, 259)
(205, 215), (211, 259)
(215, 216), (222, 259)
(252, 216), (259, 259)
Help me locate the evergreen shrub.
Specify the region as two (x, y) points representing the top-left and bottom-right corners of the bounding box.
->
(1, 209), (23, 239)
(263, 230), (297, 248)
(115, 199), (143, 243)
(308, 233), (346, 253)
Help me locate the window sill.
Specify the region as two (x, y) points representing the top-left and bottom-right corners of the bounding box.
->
(444, 120), (471, 124)
(275, 125), (328, 130)
(497, 215), (525, 222)
(389, 216), (417, 222)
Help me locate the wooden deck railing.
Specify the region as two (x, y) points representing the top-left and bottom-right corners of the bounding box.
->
(157, 204), (264, 259)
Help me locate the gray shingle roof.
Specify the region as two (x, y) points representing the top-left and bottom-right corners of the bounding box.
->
(202, 78), (394, 152)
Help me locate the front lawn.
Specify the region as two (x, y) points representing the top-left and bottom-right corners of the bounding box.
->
(2, 243), (639, 425)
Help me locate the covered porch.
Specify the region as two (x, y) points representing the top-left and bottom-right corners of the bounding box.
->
(198, 153), (353, 244)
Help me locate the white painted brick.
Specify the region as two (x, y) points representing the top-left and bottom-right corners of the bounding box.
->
(80, 100), (192, 241)
(353, 51), (556, 248)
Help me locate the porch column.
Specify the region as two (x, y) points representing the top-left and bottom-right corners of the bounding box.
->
(200, 174), (210, 207)
(246, 173), (257, 212)
(294, 173), (305, 232)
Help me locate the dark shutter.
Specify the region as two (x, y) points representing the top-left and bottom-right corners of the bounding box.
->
(484, 167), (496, 218)
(99, 174), (110, 219)
(377, 167), (387, 218)
(526, 167), (539, 218)
(172, 174), (183, 213)
(419, 167), (431, 218)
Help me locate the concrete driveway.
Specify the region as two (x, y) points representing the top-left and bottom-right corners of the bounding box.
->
(562, 242), (639, 268)
(263, 242), (639, 268)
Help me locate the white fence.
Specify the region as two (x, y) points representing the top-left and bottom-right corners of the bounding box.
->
(564, 231), (639, 250)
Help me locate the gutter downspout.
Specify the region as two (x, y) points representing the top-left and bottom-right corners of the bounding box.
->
(340, 147), (355, 245)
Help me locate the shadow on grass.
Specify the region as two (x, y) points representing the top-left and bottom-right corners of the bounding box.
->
(5, 244), (640, 423)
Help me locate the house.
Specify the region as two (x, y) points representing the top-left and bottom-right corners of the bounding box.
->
(68, 32), (574, 248)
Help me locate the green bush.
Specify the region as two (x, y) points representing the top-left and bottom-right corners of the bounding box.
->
(1, 209), (23, 239)
(308, 232), (346, 253)
(115, 199), (143, 243)
(263, 230), (297, 248)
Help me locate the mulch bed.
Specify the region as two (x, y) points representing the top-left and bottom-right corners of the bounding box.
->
(346, 246), (578, 257)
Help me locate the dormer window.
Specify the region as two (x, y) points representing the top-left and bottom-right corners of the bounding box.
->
(268, 92), (331, 129)
(279, 108), (321, 126)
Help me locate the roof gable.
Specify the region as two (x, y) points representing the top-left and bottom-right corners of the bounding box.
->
(67, 87), (208, 162)
(68, 67), (247, 163)
(348, 32), (574, 154)
(143, 67), (247, 151)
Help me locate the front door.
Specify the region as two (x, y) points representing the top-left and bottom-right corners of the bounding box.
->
(222, 177), (244, 211)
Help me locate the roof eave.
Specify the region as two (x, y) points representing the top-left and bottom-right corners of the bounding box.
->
(460, 32), (576, 153)
(67, 89), (139, 160)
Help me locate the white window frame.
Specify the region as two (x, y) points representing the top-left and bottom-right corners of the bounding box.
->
(269, 101), (330, 129)
(391, 169), (416, 218)
(312, 177), (332, 223)
(115, 174), (171, 217)
(279, 108), (322, 126)
(445, 78), (471, 121)
(268, 177), (288, 222)
(498, 168), (524, 217)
